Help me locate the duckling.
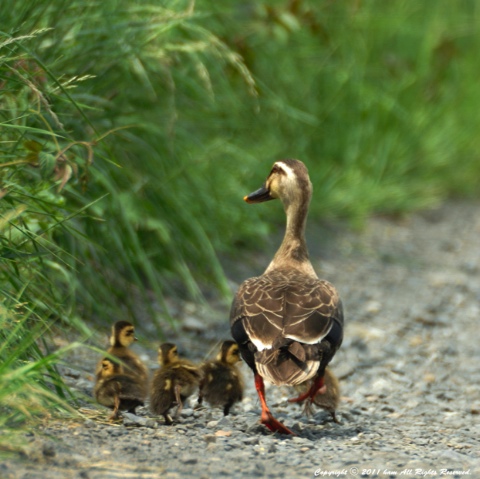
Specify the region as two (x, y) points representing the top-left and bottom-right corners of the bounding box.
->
(230, 159), (344, 435)
(94, 358), (146, 420)
(150, 343), (202, 425)
(295, 367), (340, 423)
(95, 321), (148, 383)
(197, 340), (244, 416)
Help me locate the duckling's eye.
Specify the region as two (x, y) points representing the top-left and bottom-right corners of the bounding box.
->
(270, 165), (285, 176)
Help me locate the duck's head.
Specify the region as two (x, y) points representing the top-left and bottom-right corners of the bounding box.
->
(110, 321), (137, 348)
(244, 159), (312, 208)
(217, 340), (242, 365)
(158, 342), (179, 366)
(100, 358), (121, 378)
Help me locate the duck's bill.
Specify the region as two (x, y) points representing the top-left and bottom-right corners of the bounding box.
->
(244, 185), (274, 203)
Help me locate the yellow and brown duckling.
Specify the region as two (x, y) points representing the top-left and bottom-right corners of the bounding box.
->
(95, 321), (148, 383)
(149, 343), (202, 425)
(197, 340), (244, 416)
(295, 367), (340, 423)
(94, 358), (147, 420)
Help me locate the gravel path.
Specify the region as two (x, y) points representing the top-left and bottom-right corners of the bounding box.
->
(2, 200), (479, 479)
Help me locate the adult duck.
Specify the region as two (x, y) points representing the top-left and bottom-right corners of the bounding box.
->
(230, 159), (344, 434)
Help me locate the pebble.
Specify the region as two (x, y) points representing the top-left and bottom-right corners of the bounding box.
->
(122, 413), (158, 428)
(182, 316), (207, 332)
(41, 443), (56, 458)
(203, 435), (217, 444)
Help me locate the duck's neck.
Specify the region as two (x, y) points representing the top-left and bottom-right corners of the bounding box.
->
(265, 196), (316, 277)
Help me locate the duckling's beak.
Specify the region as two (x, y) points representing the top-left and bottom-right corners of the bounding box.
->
(244, 184), (274, 203)
(134, 336), (138, 342)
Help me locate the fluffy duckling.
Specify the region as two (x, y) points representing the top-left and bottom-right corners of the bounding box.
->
(197, 340), (244, 416)
(150, 343), (202, 425)
(94, 358), (146, 420)
(295, 367), (340, 423)
(95, 321), (148, 383)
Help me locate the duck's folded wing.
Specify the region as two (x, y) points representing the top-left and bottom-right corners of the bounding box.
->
(283, 278), (343, 345)
(230, 275), (283, 350)
(230, 273), (343, 350)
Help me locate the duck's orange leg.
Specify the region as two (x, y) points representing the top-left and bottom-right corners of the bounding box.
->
(288, 375), (326, 404)
(254, 373), (295, 435)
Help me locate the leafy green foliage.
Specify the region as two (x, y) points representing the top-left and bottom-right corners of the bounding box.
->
(205, 0), (480, 220)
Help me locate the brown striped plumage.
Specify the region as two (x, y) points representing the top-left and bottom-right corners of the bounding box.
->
(231, 269), (342, 386)
(95, 321), (149, 384)
(94, 358), (146, 420)
(230, 159), (344, 435)
(197, 341), (244, 416)
(149, 343), (202, 425)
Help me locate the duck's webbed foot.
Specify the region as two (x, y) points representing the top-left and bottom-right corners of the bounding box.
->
(260, 408), (295, 435)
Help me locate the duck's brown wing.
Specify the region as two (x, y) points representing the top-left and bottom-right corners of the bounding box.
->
(230, 270), (343, 351)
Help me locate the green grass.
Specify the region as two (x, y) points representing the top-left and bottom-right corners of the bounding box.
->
(0, 300), (80, 455)
(205, 0), (480, 220)
(1, 0), (480, 447)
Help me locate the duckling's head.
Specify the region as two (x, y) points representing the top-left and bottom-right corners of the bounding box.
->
(244, 159), (312, 208)
(217, 340), (242, 365)
(158, 342), (179, 366)
(99, 358), (121, 378)
(110, 321), (137, 348)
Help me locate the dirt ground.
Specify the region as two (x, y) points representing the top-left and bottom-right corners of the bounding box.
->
(2, 200), (479, 478)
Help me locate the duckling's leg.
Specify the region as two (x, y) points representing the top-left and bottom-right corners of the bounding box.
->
(330, 410), (340, 424)
(163, 413), (173, 425)
(109, 395), (121, 421)
(173, 384), (184, 418)
(196, 381), (204, 409)
(254, 373), (295, 435)
(223, 399), (234, 416)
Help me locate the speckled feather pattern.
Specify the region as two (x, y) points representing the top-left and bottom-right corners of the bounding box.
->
(231, 268), (342, 348)
(94, 374), (146, 411)
(150, 361), (202, 416)
(199, 362), (244, 410)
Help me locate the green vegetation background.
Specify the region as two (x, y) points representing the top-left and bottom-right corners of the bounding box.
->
(1, 0), (479, 438)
